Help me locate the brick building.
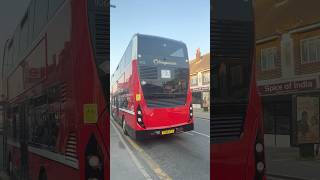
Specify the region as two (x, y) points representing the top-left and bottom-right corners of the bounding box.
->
(189, 49), (210, 110)
(255, 0), (320, 147)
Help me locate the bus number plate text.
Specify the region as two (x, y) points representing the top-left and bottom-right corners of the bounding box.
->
(161, 129), (175, 135)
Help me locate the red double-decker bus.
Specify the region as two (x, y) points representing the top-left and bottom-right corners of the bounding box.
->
(211, 0), (266, 180)
(1, 0), (109, 179)
(111, 34), (194, 139)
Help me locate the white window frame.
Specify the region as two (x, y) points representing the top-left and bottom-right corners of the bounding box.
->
(300, 36), (320, 64)
(202, 70), (210, 85)
(260, 47), (277, 71)
(190, 74), (198, 87)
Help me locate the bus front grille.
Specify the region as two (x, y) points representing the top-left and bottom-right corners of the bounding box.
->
(211, 19), (253, 59)
(93, 11), (108, 66)
(211, 104), (247, 144)
(211, 116), (244, 143)
(139, 66), (158, 79)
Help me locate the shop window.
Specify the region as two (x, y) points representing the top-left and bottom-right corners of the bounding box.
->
(192, 92), (202, 104)
(202, 91), (210, 108)
(263, 102), (291, 135)
(263, 104), (275, 134)
(275, 103), (291, 135)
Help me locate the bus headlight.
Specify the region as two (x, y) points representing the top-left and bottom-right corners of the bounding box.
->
(88, 155), (100, 168)
(137, 105), (145, 128)
(255, 143), (264, 153)
(256, 161), (265, 172)
(190, 105), (193, 119)
(254, 131), (266, 179)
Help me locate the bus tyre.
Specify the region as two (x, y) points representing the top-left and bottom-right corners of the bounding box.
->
(122, 119), (128, 136)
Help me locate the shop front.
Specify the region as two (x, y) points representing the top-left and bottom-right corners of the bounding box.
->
(258, 77), (320, 147)
(191, 86), (210, 111)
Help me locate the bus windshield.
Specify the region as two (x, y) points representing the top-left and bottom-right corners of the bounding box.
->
(137, 35), (189, 107)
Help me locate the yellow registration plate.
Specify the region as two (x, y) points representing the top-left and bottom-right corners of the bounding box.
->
(161, 129), (175, 135)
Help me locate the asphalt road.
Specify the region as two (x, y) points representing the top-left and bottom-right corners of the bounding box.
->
(110, 114), (210, 180)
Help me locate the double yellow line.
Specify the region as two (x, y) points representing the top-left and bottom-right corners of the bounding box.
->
(111, 119), (172, 180)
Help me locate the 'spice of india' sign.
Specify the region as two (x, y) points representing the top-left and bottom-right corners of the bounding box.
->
(191, 86), (210, 92)
(259, 79), (317, 95)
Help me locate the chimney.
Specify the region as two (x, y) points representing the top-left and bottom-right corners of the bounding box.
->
(196, 48), (201, 61)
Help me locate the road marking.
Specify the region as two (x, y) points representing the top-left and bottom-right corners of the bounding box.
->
(112, 119), (173, 180)
(192, 131), (210, 138)
(195, 117), (210, 121)
(110, 120), (152, 180)
(184, 132), (194, 136)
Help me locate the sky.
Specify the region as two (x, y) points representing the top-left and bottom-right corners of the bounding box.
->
(110, 0), (210, 75)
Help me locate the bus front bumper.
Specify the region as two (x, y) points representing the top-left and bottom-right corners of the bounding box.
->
(129, 123), (194, 140)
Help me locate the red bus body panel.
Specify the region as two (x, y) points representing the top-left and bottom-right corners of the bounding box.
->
(4, 0), (109, 179)
(211, 54), (265, 180)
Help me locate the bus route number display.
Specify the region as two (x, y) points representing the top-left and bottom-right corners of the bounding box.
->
(161, 69), (171, 79)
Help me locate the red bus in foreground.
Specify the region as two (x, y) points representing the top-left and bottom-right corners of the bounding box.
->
(211, 0), (266, 180)
(111, 34), (194, 139)
(1, 0), (109, 179)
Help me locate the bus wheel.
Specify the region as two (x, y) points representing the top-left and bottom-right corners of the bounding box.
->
(122, 117), (128, 136)
(38, 167), (47, 180)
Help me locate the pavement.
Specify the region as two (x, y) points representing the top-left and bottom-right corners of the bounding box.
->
(193, 108), (210, 120)
(110, 119), (157, 180)
(266, 147), (320, 180)
(110, 111), (210, 180)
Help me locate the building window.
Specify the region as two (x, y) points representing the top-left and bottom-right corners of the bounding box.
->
(301, 37), (320, 64)
(191, 75), (198, 86)
(202, 71), (210, 85)
(260, 47), (277, 71)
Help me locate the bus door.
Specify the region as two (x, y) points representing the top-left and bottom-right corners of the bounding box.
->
(19, 103), (29, 180)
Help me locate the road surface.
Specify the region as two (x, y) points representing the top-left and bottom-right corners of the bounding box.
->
(110, 112), (210, 180)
